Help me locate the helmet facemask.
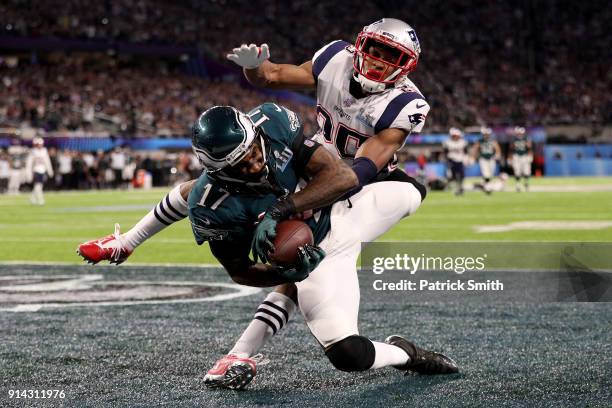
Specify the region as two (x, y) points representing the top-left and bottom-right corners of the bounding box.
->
(192, 106), (283, 196)
(209, 130), (282, 196)
(353, 33), (418, 94)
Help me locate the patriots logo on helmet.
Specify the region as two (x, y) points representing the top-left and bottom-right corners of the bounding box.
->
(408, 30), (418, 42)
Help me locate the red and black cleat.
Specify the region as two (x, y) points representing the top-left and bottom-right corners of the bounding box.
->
(204, 354), (265, 390)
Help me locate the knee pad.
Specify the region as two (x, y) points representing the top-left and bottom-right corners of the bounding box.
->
(325, 335), (375, 372)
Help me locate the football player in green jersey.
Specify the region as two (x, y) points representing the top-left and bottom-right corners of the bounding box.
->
(186, 105), (457, 389)
(509, 126), (533, 192)
(472, 127), (501, 194)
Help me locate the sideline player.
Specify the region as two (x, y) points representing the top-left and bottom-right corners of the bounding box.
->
(442, 128), (467, 196)
(25, 137), (54, 205)
(188, 105), (457, 388)
(79, 18), (433, 385)
(508, 126), (532, 192)
(472, 127), (501, 194)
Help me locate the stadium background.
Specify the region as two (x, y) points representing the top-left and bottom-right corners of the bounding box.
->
(1, 1), (611, 406)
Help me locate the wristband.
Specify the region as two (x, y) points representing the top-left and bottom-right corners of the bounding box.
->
(352, 157), (378, 187)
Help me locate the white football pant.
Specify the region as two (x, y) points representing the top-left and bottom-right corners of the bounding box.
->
(512, 155), (532, 177)
(296, 181), (422, 348)
(478, 158), (496, 179)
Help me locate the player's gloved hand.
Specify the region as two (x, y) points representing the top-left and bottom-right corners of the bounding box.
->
(227, 43), (270, 69)
(252, 197), (296, 264)
(272, 245), (326, 282)
(252, 212), (278, 264)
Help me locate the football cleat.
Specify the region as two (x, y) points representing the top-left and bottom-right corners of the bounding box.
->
(385, 335), (459, 375)
(203, 354), (267, 390)
(77, 223), (132, 265)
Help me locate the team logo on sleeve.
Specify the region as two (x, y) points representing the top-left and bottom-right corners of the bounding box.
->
(408, 113), (425, 125)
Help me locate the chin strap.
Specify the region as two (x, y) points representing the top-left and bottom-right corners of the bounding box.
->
(355, 73), (386, 93)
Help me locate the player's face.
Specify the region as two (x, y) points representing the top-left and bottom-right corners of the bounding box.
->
(227, 142), (265, 181)
(363, 43), (401, 80)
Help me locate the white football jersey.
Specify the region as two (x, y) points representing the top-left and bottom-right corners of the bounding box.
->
(443, 138), (468, 163)
(310, 40), (430, 167)
(26, 147), (53, 176)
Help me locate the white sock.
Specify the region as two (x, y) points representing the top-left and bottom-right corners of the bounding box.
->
(33, 183), (44, 204)
(122, 184), (188, 250)
(369, 341), (410, 369)
(229, 291), (297, 357)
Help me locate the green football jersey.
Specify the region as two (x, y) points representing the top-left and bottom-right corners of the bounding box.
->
(512, 137), (529, 156)
(479, 140), (496, 159)
(188, 103), (332, 247)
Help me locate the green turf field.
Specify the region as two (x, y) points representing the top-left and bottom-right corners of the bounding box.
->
(1, 177), (611, 264)
(1, 177), (611, 407)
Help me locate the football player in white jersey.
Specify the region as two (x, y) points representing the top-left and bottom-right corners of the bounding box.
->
(78, 18), (438, 387)
(25, 137), (54, 205)
(442, 128), (468, 196)
(229, 18), (429, 182)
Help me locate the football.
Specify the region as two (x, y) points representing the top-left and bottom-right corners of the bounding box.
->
(270, 220), (314, 265)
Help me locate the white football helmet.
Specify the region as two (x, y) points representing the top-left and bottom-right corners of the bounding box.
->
(449, 127), (464, 138)
(513, 126), (526, 137)
(353, 18), (421, 93)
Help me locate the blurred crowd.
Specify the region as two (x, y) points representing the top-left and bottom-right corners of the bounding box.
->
(0, 53), (318, 137)
(1, 0), (610, 134)
(0, 145), (201, 193)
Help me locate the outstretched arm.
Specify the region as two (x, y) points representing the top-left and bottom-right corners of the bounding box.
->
(227, 43), (316, 90)
(245, 61), (316, 90)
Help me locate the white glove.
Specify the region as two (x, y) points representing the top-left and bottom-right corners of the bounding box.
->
(227, 43), (270, 69)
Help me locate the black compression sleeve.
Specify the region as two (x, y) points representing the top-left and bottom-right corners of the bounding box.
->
(291, 132), (321, 176)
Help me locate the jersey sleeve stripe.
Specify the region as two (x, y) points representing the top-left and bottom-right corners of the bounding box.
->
(312, 40), (349, 80)
(374, 91), (423, 134)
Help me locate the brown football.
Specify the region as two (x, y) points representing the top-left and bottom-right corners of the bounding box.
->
(270, 220), (314, 265)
